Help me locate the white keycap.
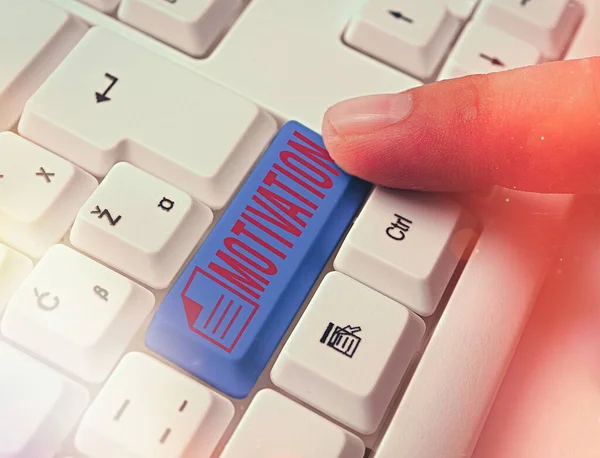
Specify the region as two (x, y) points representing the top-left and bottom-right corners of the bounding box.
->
(79, 0), (121, 13)
(0, 244), (32, 313)
(0, 132), (97, 258)
(118, 0), (245, 57)
(0, 0), (86, 131)
(344, 0), (465, 80)
(438, 22), (543, 80)
(0, 343), (88, 458)
(19, 27), (277, 210)
(271, 272), (425, 434)
(71, 163), (212, 289)
(75, 352), (234, 458)
(478, 0), (584, 60)
(1, 245), (154, 383)
(334, 187), (475, 317)
(220, 389), (364, 458)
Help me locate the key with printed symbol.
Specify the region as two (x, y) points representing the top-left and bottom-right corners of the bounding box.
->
(0, 343), (88, 458)
(75, 352), (233, 458)
(0, 244), (32, 314)
(71, 163), (213, 289)
(344, 0), (474, 80)
(438, 21), (543, 79)
(0, 0), (87, 131)
(478, 0), (583, 60)
(1, 245), (154, 383)
(220, 389), (365, 458)
(0, 132), (97, 258)
(19, 27), (277, 210)
(118, 0), (245, 57)
(334, 187), (476, 317)
(271, 272), (425, 434)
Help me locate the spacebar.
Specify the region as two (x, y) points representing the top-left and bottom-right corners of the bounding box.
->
(374, 192), (573, 458)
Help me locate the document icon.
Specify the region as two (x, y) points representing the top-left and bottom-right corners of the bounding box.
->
(320, 322), (362, 358)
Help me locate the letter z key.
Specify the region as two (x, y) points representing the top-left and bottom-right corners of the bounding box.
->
(146, 122), (371, 398)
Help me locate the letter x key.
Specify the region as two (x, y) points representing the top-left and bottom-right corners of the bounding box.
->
(36, 167), (55, 183)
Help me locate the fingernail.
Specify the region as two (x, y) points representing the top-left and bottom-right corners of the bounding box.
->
(324, 92), (413, 137)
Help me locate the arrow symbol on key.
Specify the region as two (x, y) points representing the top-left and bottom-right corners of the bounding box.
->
(95, 73), (119, 103)
(389, 10), (413, 23)
(479, 53), (505, 67)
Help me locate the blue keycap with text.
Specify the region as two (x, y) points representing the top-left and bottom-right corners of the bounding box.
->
(146, 121), (370, 398)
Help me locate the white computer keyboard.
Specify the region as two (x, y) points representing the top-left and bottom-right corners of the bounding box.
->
(0, 0), (595, 457)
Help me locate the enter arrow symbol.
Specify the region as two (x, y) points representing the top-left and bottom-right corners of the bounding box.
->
(95, 73), (118, 103)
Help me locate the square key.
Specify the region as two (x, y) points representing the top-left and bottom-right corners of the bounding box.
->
(334, 187), (476, 316)
(271, 272), (425, 434)
(75, 352), (233, 458)
(220, 389), (364, 458)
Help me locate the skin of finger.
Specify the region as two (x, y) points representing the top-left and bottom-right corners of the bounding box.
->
(323, 57), (600, 193)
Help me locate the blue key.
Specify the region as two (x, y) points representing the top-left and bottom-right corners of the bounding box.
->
(145, 121), (370, 398)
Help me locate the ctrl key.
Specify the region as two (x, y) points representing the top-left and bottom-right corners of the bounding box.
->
(335, 187), (476, 316)
(220, 389), (364, 458)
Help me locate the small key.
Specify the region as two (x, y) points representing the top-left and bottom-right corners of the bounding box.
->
(344, 0), (466, 80)
(272, 272), (425, 434)
(0, 343), (88, 458)
(19, 27), (277, 210)
(118, 0), (245, 57)
(478, 0), (583, 60)
(0, 244), (32, 313)
(220, 389), (364, 458)
(0, 132), (97, 258)
(0, 0), (86, 131)
(71, 163), (213, 289)
(75, 352), (233, 458)
(79, 0), (121, 13)
(145, 122), (370, 398)
(1, 245), (154, 383)
(334, 187), (476, 316)
(438, 22), (543, 79)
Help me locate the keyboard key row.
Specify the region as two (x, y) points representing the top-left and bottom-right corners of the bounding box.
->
(345, 0), (584, 80)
